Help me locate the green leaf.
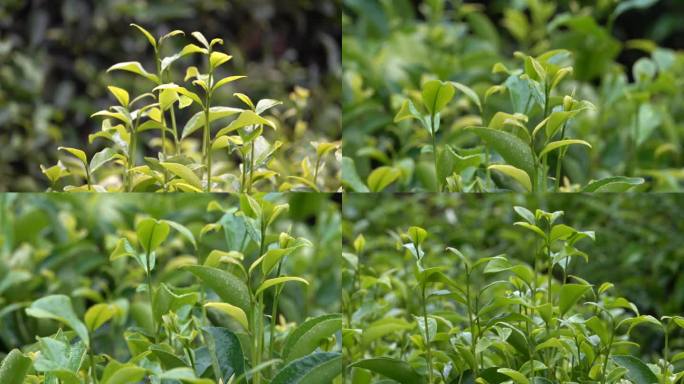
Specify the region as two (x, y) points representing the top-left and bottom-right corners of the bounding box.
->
(137, 218), (170, 254)
(367, 166), (401, 192)
(100, 362), (146, 384)
(255, 276), (309, 296)
(130, 23), (157, 49)
(341, 157), (370, 192)
(107, 61), (160, 84)
(110, 238), (136, 261)
(215, 110), (276, 137)
(256, 99), (283, 114)
(203, 327), (245, 383)
(422, 80), (455, 115)
(181, 107), (242, 139)
(467, 127), (535, 178)
(26, 295), (90, 347)
(210, 52), (232, 69)
(153, 283), (199, 322)
(212, 75), (246, 92)
(350, 357), (425, 384)
(271, 352), (342, 384)
(58, 147), (88, 165)
(89, 147), (117, 174)
(160, 219), (197, 249)
(160, 162), (202, 190)
(282, 314), (342, 362)
(559, 284), (591, 316)
(394, 100), (421, 123)
(489, 164), (532, 191)
(159, 88), (179, 111)
(612, 355), (658, 384)
(538, 140), (591, 158)
(581, 177), (644, 192)
(158, 367), (214, 384)
(497, 368), (530, 384)
(451, 81), (482, 112)
(514, 206), (536, 224)
(204, 302), (249, 330)
(107, 86), (130, 106)
(191, 31), (210, 49)
(0, 349), (32, 384)
(185, 265), (250, 312)
(84, 303), (118, 332)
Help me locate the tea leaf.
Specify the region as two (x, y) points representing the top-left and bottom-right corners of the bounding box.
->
(212, 75), (246, 92)
(191, 31), (210, 49)
(0, 349), (32, 384)
(84, 303), (118, 332)
(612, 355), (658, 384)
(582, 177), (644, 192)
(422, 80), (455, 115)
(153, 283), (199, 322)
(182, 107), (242, 139)
(161, 219), (197, 249)
(255, 276), (309, 296)
(26, 295), (90, 347)
(185, 265), (250, 312)
(497, 368), (530, 384)
(107, 86), (130, 106)
(204, 302), (249, 330)
(58, 147), (88, 165)
(349, 357), (425, 384)
(451, 81), (482, 112)
(271, 352), (342, 384)
(107, 61), (160, 84)
(367, 166), (401, 192)
(539, 140), (591, 158)
(136, 218), (170, 254)
(467, 127), (535, 178)
(160, 162), (202, 190)
(209, 52), (232, 69)
(282, 314), (342, 362)
(203, 327), (245, 383)
(559, 284), (591, 316)
(101, 364), (146, 384)
(130, 23), (157, 49)
(341, 157), (370, 192)
(89, 147), (117, 174)
(488, 164), (532, 191)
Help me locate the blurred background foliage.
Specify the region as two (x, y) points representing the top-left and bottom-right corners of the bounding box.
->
(0, 0), (341, 191)
(0, 192), (341, 357)
(343, 193), (684, 357)
(343, 0), (684, 191)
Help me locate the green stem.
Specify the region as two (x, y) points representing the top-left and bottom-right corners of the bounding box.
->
(465, 270), (478, 377)
(421, 284), (434, 384)
(170, 103), (180, 156)
(312, 155), (322, 190)
(145, 256), (157, 342)
(600, 319), (615, 384)
(203, 49), (215, 192)
(248, 140), (256, 193)
(430, 114), (440, 192)
(88, 344), (98, 384)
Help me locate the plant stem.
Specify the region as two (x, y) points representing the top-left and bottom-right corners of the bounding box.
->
(145, 252), (157, 341)
(600, 318), (615, 384)
(421, 284), (434, 384)
(203, 49), (215, 192)
(465, 270), (479, 377)
(248, 140), (256, 193)
(430, 114), (440, 192)
(312, 154), (322, 190)
(88, 345), (98, 384)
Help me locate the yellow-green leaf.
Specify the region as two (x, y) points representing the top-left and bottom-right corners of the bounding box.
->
(255, 276), (309, 297)
(58, 147), (88, 165)
(539, 139), (592, 158)
(367, 166), (401, 192)
(210, 52), (232, 69)
(160, 162), (202, 190)
(130, 23), (157, 49)
(488, 164), (532, 191)
(204, 302), (249, 330)
(107, 86), (130, 106)
(85, 303), (118, 332)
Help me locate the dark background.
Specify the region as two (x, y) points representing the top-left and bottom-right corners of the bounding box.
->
(0, 0), (341, 191)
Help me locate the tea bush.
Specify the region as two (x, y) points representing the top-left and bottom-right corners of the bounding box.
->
(342, 0), (684, 192)
(0, 193), (342, 383)
(39, 24), (340, 192)
(342, 195), (684, 383)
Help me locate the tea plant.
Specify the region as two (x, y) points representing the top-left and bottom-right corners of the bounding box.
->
(342, 0), (684, 192)
(344, 206), (684, 383)
(40, 24), (339, 192)
(0, 194), (342, 383)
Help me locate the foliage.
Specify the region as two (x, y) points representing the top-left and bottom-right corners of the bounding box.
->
(40, 25), (339, 192)
(0, 0), (341, 192)
(0, 193), (342, 383)
(343, 194), (684, 383)
(342, 0), (684, 192)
